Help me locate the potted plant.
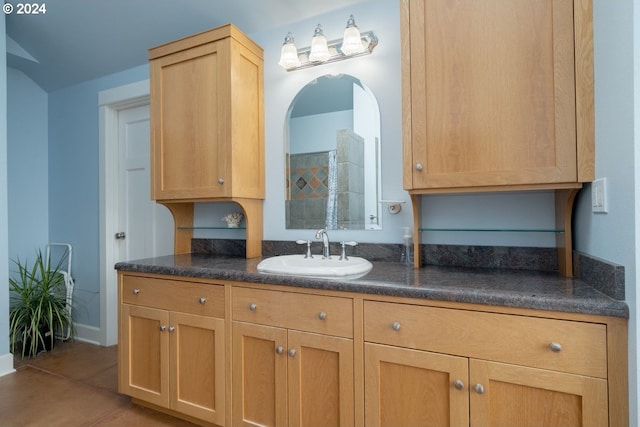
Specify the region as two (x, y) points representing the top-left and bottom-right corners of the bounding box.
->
(9, 250), (72, 358)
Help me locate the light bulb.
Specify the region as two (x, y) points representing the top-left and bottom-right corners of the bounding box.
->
(341, 15), (365, 55)
(309, 24), (330, 63)
(278, 32), (301, 69)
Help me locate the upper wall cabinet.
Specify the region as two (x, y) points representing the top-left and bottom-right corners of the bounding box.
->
(401, 0), (594, 193)
(149, 24), (264, 201)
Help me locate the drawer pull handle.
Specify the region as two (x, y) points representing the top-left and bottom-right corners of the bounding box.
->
(132, 288), (140, 295)
(168, 326), (175, 333)
(249, 303), (257, 311)
(549, 342), (562, 352)
(392, 322), (401, 331)
(318, 312), (327, 320)
(276, 346), (284, 355)
(288, 349), (297, 357)
(217, 177), (225, 184)
(474, 384), (485, 394)
(198, 297), (206, 304)
(160, 325), (167, 332)
(454, 380), (464, 390)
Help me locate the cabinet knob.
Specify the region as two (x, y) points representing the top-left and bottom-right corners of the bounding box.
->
(288, 349), (297, 357)
(474, 384), (485, 394)
(549, 342), (562, 352)
(392, 322), (401, 331)
(318, 312), (327, 320)
(454, 380), (464, 390)
(132, 288), (140, 295)
(160, 325), (167, 332)
(249, 303), (257, 311)
(217, 177), (225, 184)
(198, 297), (206, 304)
(415, 162), (424, 171)
(168, 326), (175, 333)
(276, 346), (284, 355)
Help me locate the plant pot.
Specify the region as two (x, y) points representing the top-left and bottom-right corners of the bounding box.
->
(22, 326), (54, 356)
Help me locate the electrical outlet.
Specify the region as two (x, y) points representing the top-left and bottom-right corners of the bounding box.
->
(592, 178), (608, 213)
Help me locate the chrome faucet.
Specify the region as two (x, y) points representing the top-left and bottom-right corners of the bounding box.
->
(315, 228), (331, 258)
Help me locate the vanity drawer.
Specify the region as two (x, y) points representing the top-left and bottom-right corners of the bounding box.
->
(233, 287), (353, 338)
(363, 301), (607, 378)
(121, 275), (224, 318)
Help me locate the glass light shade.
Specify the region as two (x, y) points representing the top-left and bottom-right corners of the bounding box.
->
(278, 32), (301, 69)
(308, 24), (330, 63)
(341, 15), (365, 55)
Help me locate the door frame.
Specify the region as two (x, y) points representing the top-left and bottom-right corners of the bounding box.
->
(98, 80), (149, 346)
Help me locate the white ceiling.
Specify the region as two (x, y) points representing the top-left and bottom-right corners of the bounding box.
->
(6, 0), (368, 92)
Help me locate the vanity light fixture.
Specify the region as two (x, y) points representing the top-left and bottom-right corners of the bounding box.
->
(278, 14), (378, 71)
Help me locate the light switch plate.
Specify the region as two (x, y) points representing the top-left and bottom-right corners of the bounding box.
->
(592, 178), (608, 213)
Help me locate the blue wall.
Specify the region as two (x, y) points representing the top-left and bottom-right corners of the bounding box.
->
(7, 68), (48, 262)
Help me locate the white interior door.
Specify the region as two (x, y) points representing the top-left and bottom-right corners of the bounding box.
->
(117, 104), (173, 261)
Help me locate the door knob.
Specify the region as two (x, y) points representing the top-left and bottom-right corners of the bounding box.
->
(115, 232), (126, 240)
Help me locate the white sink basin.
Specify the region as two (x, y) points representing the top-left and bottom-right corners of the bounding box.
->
(257, 254), (372, 280)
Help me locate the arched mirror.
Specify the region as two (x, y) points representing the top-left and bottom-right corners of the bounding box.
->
(285, 74), (381, 230)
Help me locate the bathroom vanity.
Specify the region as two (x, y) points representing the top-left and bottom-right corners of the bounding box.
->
(116, 255), (628, 427)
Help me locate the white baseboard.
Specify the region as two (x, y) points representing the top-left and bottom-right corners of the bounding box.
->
(0, 352), (16, 377)
(72, 323), (103, 346)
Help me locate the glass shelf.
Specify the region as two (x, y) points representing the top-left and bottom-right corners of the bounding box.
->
(177, 226), (246, 230)
(419, 228), (564, 233)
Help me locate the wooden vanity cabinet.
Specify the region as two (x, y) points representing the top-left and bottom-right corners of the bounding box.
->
(118, 273), (226, 426)
(363, 300), (613, 427)
(400, 0), (595, 275)
(148, 24), (265, 257)
(401, 0), (593, 191)
(231, 287), (355, 427)
(149, 24), (264, 201)
(116, 272), (627, 427)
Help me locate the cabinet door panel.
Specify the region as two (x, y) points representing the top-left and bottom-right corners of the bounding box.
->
(119, 304), (169, 407)
(170, 312), (225, 425)
(405, 0), (577, 189)
(232, 321), (288, 427)
(288, 330), (354, 427)
(470, 359), (608, 427)
(365, 343), (469, 427)
(151, 41), (230, 200)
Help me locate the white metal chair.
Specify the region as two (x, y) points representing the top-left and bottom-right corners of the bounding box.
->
(45, 243), (74, 340)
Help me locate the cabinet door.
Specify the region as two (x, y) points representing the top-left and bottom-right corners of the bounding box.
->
(470, 359), (608, 427)
(170, 312), (225, 425)
(150, 40), (230, 200)
(365, 343), (469, 427)
(119, 304), (170, 407)
(288, 330), (354, 427)
(403, 0), (578, 190)
(232, 321), (288, 427)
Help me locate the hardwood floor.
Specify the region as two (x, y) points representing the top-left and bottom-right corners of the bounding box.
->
(0, 340), (198, 426)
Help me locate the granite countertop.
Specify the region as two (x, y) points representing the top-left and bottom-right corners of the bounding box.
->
(115, 253), (629, 318)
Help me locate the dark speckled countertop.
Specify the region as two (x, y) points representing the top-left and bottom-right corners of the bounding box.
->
(115, 254), (629, 318)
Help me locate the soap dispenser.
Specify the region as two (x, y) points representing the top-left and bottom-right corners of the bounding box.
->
(401, 227), (413, 266)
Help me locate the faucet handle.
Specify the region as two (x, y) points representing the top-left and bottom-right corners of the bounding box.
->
(339, 241), (358, 261)
(296, 239), (313, 258)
